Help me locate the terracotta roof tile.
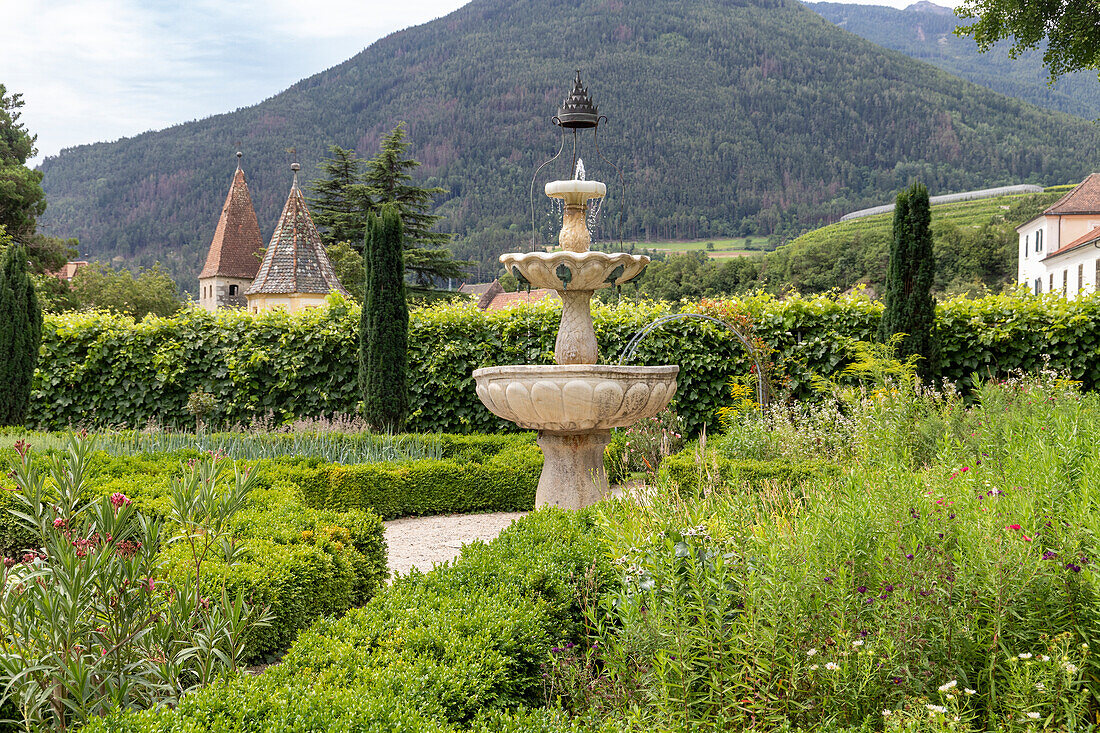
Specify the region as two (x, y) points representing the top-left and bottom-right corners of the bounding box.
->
(199, 168), (264, 280)
(1042, 224), (1100, 261)
(484, 288), (559, 311)
(245, 174), (349, 297)
(1044, 173), (1100, 215)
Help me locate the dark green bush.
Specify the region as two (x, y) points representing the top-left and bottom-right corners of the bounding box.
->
(81, 509), (609, 733)
(288, 443), (542, 519)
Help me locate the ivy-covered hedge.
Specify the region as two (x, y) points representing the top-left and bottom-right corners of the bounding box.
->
(30, 291), (1100, 436)
(80, 509), (608, 733)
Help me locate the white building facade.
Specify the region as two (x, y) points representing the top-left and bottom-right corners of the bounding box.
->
(1017, 174), (1100, 299)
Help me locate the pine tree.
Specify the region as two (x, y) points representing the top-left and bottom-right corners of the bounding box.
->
(359, 205), (409, 432)
(362, 124), (467, 286)
(879, 182), (938, 379)
(308, 145), (369, 248)
(0, 241), (42, 425)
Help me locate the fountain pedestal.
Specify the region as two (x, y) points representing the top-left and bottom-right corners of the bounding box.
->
(473, 179), (679, 509)
(536, 430), (611, 509)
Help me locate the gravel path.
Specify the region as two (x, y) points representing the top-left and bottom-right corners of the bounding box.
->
(383, 511), (528, 579)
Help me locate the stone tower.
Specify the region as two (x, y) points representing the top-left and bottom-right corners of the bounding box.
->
(245, 162), (349, 313)
(198, 152), (264, 311)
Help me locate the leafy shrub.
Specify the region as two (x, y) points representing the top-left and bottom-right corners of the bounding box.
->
(81, 509), (610, 732)
(287, 443), (542, 519)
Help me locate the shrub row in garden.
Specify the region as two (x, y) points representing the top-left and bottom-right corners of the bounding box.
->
(80, 509), (609, 733)
(659, 448), (842, 495)
(31, 291), (1100, 437)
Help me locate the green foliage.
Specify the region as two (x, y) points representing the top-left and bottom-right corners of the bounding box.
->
(27, 291), (1100, 438)
(308, 145), (367, 248)
(0, 85), (45, 243)
(0, 436), (272, 730)
(324, 240), (364, 301)
(80, 509), (610, 733)
(880, 183), (938, 379)
(956, 0), (1100, 81)
(291, 442), (541, 519)
(35, 0), (1100, 286)
(69, 262), (182, 319)
(0, 244), (41, 426)
(360, 207), (409, 431)
(0, 444), (390, 662)
(659, 448), (840, 495)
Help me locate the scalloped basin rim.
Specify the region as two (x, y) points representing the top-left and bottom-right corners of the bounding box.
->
(474, 365), (678, 378)
(545, 180), (607, 197)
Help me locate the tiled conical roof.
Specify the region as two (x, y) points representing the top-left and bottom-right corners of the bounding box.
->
(245, 167), (350, 297)
(1044, 173), (1100, 215)
(199, 164), (264, 279)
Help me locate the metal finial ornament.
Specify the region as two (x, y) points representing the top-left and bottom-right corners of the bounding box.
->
(236, 150), (242, 170)
(556, 71), (599, 129)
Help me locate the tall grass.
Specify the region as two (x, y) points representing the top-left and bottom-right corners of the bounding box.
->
(553, 371), (1100, 731)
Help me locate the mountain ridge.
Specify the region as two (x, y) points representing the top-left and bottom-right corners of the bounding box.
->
(36, 0), (1100, 288)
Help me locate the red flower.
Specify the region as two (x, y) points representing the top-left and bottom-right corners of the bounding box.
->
(1007, 524), (1021, 531)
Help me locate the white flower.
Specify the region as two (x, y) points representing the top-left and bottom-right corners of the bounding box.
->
(853, 640), (864, 647)
(1035, 682), (1045, 691)
(938, 680), (958, 692)
(926, 704), (947, 714)
(1027, 712), (1041, 720)
(964, 688), (976, 695)
(825, 662), (839, 670)
(807, 648), (817, 657)
(809, 664), (819, 670)
(1041, 655), (1050, 662)
(1066, 663), (1079, 674)
(1018, 653), (1033, 660)
(882, 710), (892, 717)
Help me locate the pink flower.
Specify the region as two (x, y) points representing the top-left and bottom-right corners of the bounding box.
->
(52, 519), (64, 528)
(1023, 535), (1033, 542)
(960, 467), (969, 473)
(109, 493), (131, 508)
(1007, 524), (1021, 531)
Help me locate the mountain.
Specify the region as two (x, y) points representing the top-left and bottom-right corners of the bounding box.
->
(36, 0), (1100, 290)
(809, 2), (1100, 120)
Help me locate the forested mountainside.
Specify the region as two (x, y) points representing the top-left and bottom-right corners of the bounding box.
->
(809, 2), (1100, 120)
(36, 0), (1100, 289)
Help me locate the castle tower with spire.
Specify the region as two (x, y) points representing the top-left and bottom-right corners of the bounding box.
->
(245, 162), (349, 313)
(198, 152), (264, 311)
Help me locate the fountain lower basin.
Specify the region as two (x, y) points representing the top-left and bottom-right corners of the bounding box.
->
(474, 364), (678, 509)
(473, 364), (678, 432)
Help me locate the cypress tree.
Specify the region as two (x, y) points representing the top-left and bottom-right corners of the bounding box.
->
(879, 182), (938, 379)
(0, 243), (42, 425)
(359, 205), (409, 432)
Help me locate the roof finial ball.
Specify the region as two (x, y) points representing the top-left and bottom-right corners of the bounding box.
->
(236, 150), (242, 170)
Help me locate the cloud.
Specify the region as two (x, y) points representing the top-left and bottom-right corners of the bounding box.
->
(4, 0), (470, 164)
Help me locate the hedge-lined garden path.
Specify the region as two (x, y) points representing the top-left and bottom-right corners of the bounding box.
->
(384, 511), (527, 578)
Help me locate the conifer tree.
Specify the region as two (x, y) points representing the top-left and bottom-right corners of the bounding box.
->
(879, 182), (938, 379)
(0, 240), (42, 425)
(308, 145), (368, 248)
(359, 205), (408, 432)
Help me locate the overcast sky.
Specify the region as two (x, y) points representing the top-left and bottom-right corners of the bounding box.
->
(6, 0), (961, 166)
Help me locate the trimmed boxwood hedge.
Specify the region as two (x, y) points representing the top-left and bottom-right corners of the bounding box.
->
(287, 442), (542, 518)
(80, 509), (609, 733)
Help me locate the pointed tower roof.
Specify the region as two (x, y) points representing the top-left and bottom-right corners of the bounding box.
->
(245, 164), (350, 297)
(1044, 173), (1100, 215)
(200, 154), (264, 280)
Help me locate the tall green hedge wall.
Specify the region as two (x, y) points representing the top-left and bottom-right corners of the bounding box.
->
(30, 291), (1100, 436)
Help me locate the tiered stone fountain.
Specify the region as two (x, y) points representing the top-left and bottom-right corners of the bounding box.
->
(473, 76), (679, 510)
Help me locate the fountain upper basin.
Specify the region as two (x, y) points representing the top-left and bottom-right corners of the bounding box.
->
(473, 364), (679, 433)
(502, 251), (649, 291)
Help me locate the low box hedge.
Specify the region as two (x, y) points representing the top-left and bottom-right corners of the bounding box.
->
(81, 509), (610, 733)
(287, 442), (543, 519)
